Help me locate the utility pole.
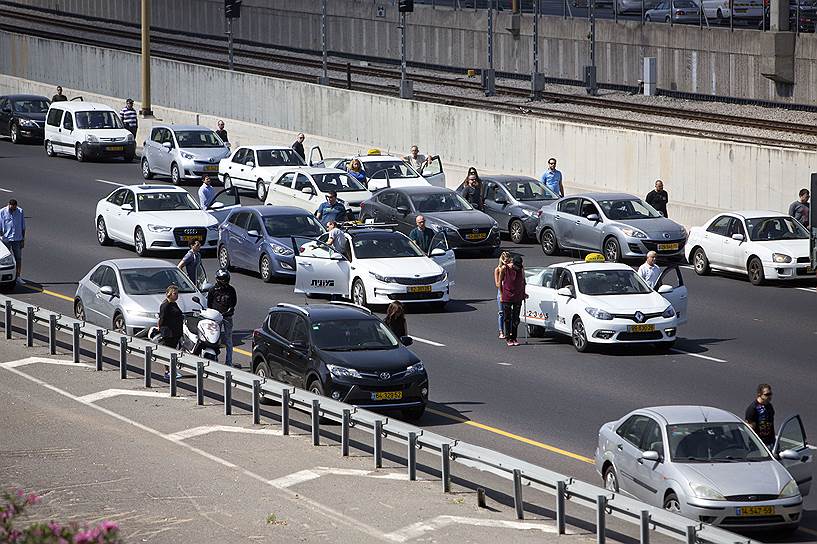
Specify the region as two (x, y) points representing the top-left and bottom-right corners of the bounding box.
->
(398, 5), (413, 99)
(140, 0), (152, 116)
(224, 0), (242, 70)
(531, 0), (544, 99)
(484, 0), (495, 96)
(586, 0), (598, 96)
(227, 18), (234, 70)
(319, 0), (329, 85)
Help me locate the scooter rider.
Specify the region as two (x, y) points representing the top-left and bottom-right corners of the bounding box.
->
(207, 269), (238, 368)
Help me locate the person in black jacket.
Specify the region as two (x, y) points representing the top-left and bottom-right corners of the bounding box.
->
(292, 132), (306, 161)
(207, 269), (239, 368)
(384, 301), (407, 339)
(645, 179), (669, 218)
(158, 285), (183, 379)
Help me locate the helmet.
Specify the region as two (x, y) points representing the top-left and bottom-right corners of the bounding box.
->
(215, 269), (231, 283)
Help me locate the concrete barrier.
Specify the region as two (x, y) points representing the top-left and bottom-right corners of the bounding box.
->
(1, 31), (814, 227)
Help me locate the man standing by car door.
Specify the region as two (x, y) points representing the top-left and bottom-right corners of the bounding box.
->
(746, 384), (776, 449)
(646, 180), (669, 218)
(208, 269), (238, 368)
(0, 198), (25, 281)
(409, 215), (435, 253)
(788, 188), (810, 228)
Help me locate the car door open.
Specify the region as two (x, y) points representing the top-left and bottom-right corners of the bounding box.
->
(294, 242), (350, 297)
(207, 187), (241, 224)
(774, 415), (813, 496)
(522, 268), (557, 331)
(428, 230), (456, 284)
(308, 145), (323, 167)
(654, 266), (688, 325)
(419, 156), (445, 188)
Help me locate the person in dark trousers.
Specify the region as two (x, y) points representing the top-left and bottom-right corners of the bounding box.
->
(462, 175), (482, 210)
(177, 240), (202, 285)
(0, 198), (25, 281)
(158, 285), (184, 380)
(119, 98), (138, 137)
(788, 188), (810, 227)
(409, 215), (434, 253)
(646, 179), (669, 218)
(745, 383), (776, 449)
(52, 86), (67, 102)
(292, 132), (306, 161)
(215, 119), (229, 147)
(384, 301), (407, 339)
(498, 255), (527, 347)
(207, 269), (238, 368)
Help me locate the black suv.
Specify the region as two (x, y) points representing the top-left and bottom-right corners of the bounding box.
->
(251, 302), (429, 420)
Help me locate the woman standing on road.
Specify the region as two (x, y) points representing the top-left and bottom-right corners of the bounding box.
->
(498, 255), (527, 347)
(347, 158), (367, 187)
(463, 167), (483, 210)
(494, 251), (512, 339)
(157, 285), (184, 380)
(384, 301), (407, 339)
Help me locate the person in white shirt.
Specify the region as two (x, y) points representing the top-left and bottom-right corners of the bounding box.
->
(637, 251), (661, 287)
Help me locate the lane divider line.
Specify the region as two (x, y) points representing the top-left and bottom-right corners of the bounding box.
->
(670, 348), (727, 363)
(385, 515), (569, 543)
(796, 287), (816, 293)
(166, 425), (282, 441)
(410, 336), (445, 347)
(0, 187), (13, 193)
(95, 179), (125, 187)
(76, 388), (183, 404)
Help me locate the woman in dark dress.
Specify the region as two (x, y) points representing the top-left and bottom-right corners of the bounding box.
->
(384, 301), (407, 339)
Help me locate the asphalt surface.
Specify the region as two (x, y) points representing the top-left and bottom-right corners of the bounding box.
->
(1, 138), (816, 541)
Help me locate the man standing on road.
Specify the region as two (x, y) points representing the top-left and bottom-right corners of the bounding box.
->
(788, 188), (810, 228)
(540, 158), (564, 197)
(198, 176), (215, 210)
(409, 215), (435, 253)
(315, 191), (346, 226)
(637, 251), (661, 287)
(292, 132), (306, 161)
(208, 269), (238, 368)
(0, 199), (25, 281)
(177, 240), (202, 285)
(119, 98), (138, 137)
(52, 86), (67, 102)
(404, 145), (432, 171)
(646, 179), (669, 218)
(745, 384), (776, 449)
(215, 120), (230, 148)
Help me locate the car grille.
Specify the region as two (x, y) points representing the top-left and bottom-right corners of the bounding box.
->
(642, 239), (686, 253)
(796, 257), (811, 263)
(616, 331), (663, 340)
(723, 494), (779, 502)
(610, 312), (663, 322)
(393, 274), (446, 285)
(173, 227), (207, 245)
(389, 291), (444, 301)
(720, 515), (786, 525)
(100, 136), (126, 142)
(358, 369), (408, 380)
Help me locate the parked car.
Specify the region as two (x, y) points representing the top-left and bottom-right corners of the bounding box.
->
(0, 94), (49, 144)
(316, 148), (446, 191)
(615, 0), (662, 13)
(0, 242), (17, 290)
(701, 0), (762, 20)
(759, 0), (817, 31)
(141, 124), (231, 185)
(251, 302), (429, 419)
(264, 167), (372, 219)
(218, 145), (308, 200)
(218, 205), (325, 282)
(645, 0), (701, 22)
(44, 101), (135, 162)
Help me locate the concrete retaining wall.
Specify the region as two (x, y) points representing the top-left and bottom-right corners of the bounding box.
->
(1, 30), (814, 227)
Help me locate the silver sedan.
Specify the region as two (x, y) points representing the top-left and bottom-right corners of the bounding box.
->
(645, 0), (702, 22)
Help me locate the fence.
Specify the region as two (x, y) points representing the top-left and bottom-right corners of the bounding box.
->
(0, 293), (758, 544)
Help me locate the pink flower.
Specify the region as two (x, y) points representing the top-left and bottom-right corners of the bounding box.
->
(26, 492), (41, 505)
(99, 520), (118, 532)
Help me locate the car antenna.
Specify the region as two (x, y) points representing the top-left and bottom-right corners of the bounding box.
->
(700, 406), (708, 423)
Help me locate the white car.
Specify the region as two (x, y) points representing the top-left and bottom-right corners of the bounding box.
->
(701, 0), (762, 19)
(95, 184), (240, 256)
(218, 145), (310, 200)
(44, 101), (135, 162)
(685, 211), (812, 286)
(264, 167), (372, 218)
(295, 225), (455, 308)
(316, 149), (446, 191)
(522, 257), (687, 352)
(0, 242), (17, 290)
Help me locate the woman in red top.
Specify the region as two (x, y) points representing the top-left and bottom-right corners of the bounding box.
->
(498, 255), (527, 346)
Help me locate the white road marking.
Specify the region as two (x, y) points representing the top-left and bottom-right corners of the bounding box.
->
(410, 336), (445, 347)
(384, 515), (568, 543)
(497, 362), (512, 366)
(670, 349), (727, 363)
(796, 287), (816, 293)
(0, 356), (94, 369)
(95, 179), (125, 187)
(679, 265), (694, 270)
(0, 187), (12, 193)
(166, 425), (282, 441)
(269, 467), (412, 489)
(76, 388), (184, 404)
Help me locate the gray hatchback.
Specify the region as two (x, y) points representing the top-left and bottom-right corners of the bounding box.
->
(141, 124), (231, 185)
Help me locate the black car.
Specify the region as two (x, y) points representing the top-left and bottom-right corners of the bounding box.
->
(359, 185), (500, 254)
(251, 302), (428, 420)
(0, 94), (50, 144)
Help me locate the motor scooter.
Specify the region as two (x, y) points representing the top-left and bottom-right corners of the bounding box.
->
(144, 296), (224, 361)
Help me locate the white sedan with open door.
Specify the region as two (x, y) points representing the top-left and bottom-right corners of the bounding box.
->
(522, 255), (687, 352)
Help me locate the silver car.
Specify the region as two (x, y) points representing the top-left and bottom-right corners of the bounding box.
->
(536, 192), (687, 262)
(645, 0), (702, 22)
(141, 124), (230, 185)
(73, 258), (209, 335)
(595, 406), (813, 531)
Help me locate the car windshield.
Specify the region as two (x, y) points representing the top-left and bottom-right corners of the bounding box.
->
(503, 180), (560, 201)
(312, 318), (399, 351)
(575, 270), (653, 295)
(411, 192), (473, 212)
(746, 216), (809, 241)
(598, 199), (663, 220)
(263, 214), (324, 238)
(13, 99), (49, 114)
(137, 192), (200, 211)
(75, 110), (124, 130)
(363, 160), (419, 179)
(174, 130), (223, 148)
(667, 422), (771, 462)
(119, 267), (197, 295)
(353, 232), (425, 259)
(673, 0), (697, 6)
(313, 172), (366, 193)
(256, 148), (305, 167)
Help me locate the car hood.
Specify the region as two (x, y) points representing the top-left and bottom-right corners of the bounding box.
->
(180, 147), (230, 161)
(364, 257), (444, 278)
(674, 461), (789, 496)
(749, 238), (809, 257)
(136, 210), (218, 227)
(122, 292), (203, 313)
(611, 218), (686, 238)
(318, 346), (420, 371)
(583, 293), (669, 313)
(424, 210), (496, 229)
(336, 191), (373, 206)
(15, 112), (46, 122)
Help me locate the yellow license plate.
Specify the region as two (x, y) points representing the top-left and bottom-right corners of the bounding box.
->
(372, 391), (403, 401)
(466, 233), (488, 240)
(657, 243), (679, 251)
(107, 146), (124, 151)
(408, 285), (432, 293)
(204, 165), (219, 171)
(627, 324), (655, 333)
(180, 235), (203, 242)
(736, 506), (774, 516)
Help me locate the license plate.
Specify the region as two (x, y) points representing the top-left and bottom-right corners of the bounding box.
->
(408, 285), (432, 293)
(107, 146), (124, 151)
(372, 391), (402, 401)
(807, 266), (814, 273)
(204, 165), (219, 171)
(657, 243), (679, 251)
(627, 324), (655, 332)
(180, 235), (203, 243)
(465, 232), (488, 240)
(736, 506), (774, 516)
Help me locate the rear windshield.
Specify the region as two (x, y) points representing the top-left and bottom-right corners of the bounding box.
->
(75, 110), (124, 130)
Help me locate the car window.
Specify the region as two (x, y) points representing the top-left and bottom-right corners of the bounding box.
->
(556, 269), (574, 289)
(312, 318), (399, 350)
(640, 419), (664, 457)
(558, 198), (580, 216)
(232, 148), (247, 164)
(580, 199), (600, 218)
(0, 98), (8, 111)
(363, 160), (418, 179)
(707, 216), (732, 236)
(62, 112), (74, 131)
(506, 180), (558, 201)
(173, 130), (223, 148)
(727, 218), (745, 238)
(263, 214), (325, 238)
(136, 191), (199, 211)
(120, 267), (197, 295)
(270, 312), (296, 340)
(484, 183), (499, 202)
(540, 268), (555, 288)
(290, 317), (308, 344)
(232, 212), (250, 231)
(89, 266), (107, 286)
(75, 110), (123, 130)
(312, 172), (366, 193)
(122, 190), (134, 208)
(151, 128), (163, 143)
(746, 216), (809, 241)
(161, 129), (174, 146)
(46, 108), (63, 127)
(99, 266), (118, 291)
(352, 232), (425, 259)
(411, 192), (472, 213)
(245, 150), (257, 166)
(395, 192), (412, 210)
(294, 174), (312, 192)
(655, 267), (683, 290)
(598, 199), (662, 220)
(247, 213), (262, 234)
(667, 422), (770, 462)
(276, 173), (296, 188)
(618, 415), (652, 449)
(256, 148), (304, 167)
(108, 189), (126, 206)
(378, 191), (397, 208)
(13, 98), (48, 114)
(777, 417), (807, 452)
(576, 270), (653, 295)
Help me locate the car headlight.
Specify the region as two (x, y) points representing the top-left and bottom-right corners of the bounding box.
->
(662, 305), (676, 318)
(689, 482), (726, 501)
(521, 209), (535, 218)
(0, 254), (14, 266)
(180, 151), (195, 160)
(326, 364), (362, 379)
(772, 253), (792, 263)
(129, 310), (159, 319)
(779, 479), (800, 498)
(85, 134), (98, 143)
(370, 271), (396, 283)
(585, 307), (613, 320)
(405, 362), (425, 375)
(270, 243), (294, 256)
(19, 119), (37, 127)
(147, 224), (172, 233)
(126, 133), (134, 141)
(621, 227), (647, 239)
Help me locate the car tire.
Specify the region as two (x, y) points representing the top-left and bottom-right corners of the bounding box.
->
(218, 245), (232, 271)
(171, 163), (181, 185)
(254, 359), (277, 405)
(748, 256), (766, 286)
(256, 179), (267, 201)
(603, 236), (621, 263)
(665, 15), (671, 22)
(572, 317), (590, 352)
(141, 158), (153, 179)
(645, 14), (652, 21)
(10, 123), (19, 144)
(45, 140), (55, 157)
(112, 312), (126, 334)
(96, 217), (112, 246)
(603, 465), (619, 492)
(527, 324), (546, 338)
(540, 228), (559, 256)
(124, 151), (135, 162)
(259, 254), (274, 283)
(402, 405), (426, 421)
(692, 247), (710, 276)
(74, 298), (86, 321)
(663, 492), (681, 514)
(509, 219), (526, 244)
(75, 143), (85, 162)
(352, 279), (368, 307)
(223, 174), (233, 190)
(134, 227), (148, 257)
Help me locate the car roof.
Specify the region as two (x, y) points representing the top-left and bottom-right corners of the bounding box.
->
(481, 175), (540, 184)
(383, 185), (452, 195)
(48, 101), (117, 112)
(279, 167), (346, 175)
(356, 154), (403, 161)
(568, 192), (639, 200)
(550, 261), (635, 273)
(2, 94), (49, 101)
(99, 258), (175, 271)
(237, 145), (295, 151)
(231, 205), (312, 217)
(154, 124), (215, 131)
(272, 303), (374, 320)
(720, 210), (786, 220)
(638, 406), (743, 425)
(121, 184), (189, 193)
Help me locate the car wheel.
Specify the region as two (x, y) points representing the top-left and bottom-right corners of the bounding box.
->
(308, 378), (325, 397)
(112, 312), (126, 334)
(134, 227), (148, 256)
(572, 317), (590, 352)
(259, 254), (273, 283)
(223, 174), (233, 190)
(218, 245), (232, 270)
(603, 465), (619, 492)
(45, 140), (55, 157)
(540, 228), (559, 256)
(255, 359), (276, 405)
(74, 299), (86, 321)
(663, 492), (681, 514)
(603, 237), (621, 263)
(748, 257), (765, 286)
(141, 158), (153, 179)
(402, 405), (426, 421)
(256, 179), (267, 201)
(96, 217), (112, 246)
(645, 14), (652, 20)
(352, 279), (367, 307)
(509, 219), (526, 244)
(692, 247), (710, 275)
(10, 123), (19, 144)
(171, 163), (181, 185)
(665, 15), (671, 22)
(75, 143), (85, 162)
(527, 324), (546, 338)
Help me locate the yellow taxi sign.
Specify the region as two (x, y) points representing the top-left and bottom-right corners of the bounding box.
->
(367, 148), (381, 156)
(585, 253), (605, 263)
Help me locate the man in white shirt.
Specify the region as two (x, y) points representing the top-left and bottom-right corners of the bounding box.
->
(637, 251), (661, 287)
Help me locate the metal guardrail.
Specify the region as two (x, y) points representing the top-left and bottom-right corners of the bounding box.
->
(0, 294), (758, 544)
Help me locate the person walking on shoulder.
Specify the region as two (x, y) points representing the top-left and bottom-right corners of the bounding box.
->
(499, 255), (527, 346)
(646, 179), (669, 218)
(540, 158), (564, 197)
(119, 98), (138, 137)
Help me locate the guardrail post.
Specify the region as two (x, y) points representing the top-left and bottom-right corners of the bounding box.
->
(281, 388), (290, 435)
(25, 307), (34, 347)
(373, 419), (383, 468)
(311, 399), (320, 446)
(144, 346), (152, 388)
(169, 353), (178, 397)
(252, 379), (261, 424)
(72, 323), (80, 363)
(596, 495), (607, 544)
(684, 526), (695, 544)
(196, 361), (205, 405)
(557, 480), (567, 534)
(48, 314), (57, 354)
(119, 337), (128, 379)
(640, 510), (650, 544)
(95, 329), (103, 370)
(224, 370), (232, 415)
(441, 443), (451, 492)
(408, 432), (417, 481)
(513, 469), (524, 519)
(4, 299), (11, 339)
(341, 409), (350, 456)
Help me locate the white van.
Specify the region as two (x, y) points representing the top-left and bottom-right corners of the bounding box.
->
(44, 101), (135, 162)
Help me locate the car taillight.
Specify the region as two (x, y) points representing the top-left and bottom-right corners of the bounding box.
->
(537, 210), (543, 218)
(677, 9), (686, 14)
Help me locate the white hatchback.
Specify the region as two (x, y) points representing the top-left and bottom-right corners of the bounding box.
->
(44, 101), (135, 162)
(264, 167), (372, 219)
(218, 145), (309, 200)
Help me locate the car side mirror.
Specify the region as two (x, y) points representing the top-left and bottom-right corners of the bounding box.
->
(199, 282), (214, 292)
(396, 205), (410, 215)
(557, 287), (574, 297)
(657, 284), (673, 294)
(192, 295), (201, 304)
(162, 141), (172, 150)
(430, 248), (446, 257)
(330, 252), (345, 261)
(641, 450), (661, 462)
(301, 186), (315, 195)
(494, 195), (507, 205)
(400, 336), (414, 346)
(245, 161), (255, 168)
(99, 285), (115, 296)
(291, 340), (308, 351)
(779, 449), (802, 461)
(586, 214), (600, 222)
(209, 201), (225, 210)
(247, 229), (261, 238)
(120, 203), (134, 212)
(731, 233), (744, 241)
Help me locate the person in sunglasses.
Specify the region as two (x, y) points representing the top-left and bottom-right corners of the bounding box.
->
(745, 384), (776, 448)
(540, 158), (563, 197)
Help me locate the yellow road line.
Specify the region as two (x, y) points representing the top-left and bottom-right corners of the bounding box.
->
(233, 347), (252, 357)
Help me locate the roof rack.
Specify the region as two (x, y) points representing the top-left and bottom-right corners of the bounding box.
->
(276, 302), (308, 315)
(328, 301), (372, 314)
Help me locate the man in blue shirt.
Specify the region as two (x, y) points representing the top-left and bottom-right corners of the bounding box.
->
(315, 191), (347, 226)
(540, 158), (564, 197)
(409, 215), (434, 253)
(0, 199), (25, 280)
(198, 176), (215, 209)
(177, 240), (202, 285)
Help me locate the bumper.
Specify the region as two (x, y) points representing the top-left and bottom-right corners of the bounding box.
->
(622, 237), (686, 259)
(682, 497), (802, 529)
(327, 375), (429, 410)
(522, 217), (539, 238)
(764, 262), (814, 280)
(123, 312), (160, 336)
(16, 125), (44, 141)
(180, 158), (222, 179)
(81, 141), (135, 159)
(268, 254), (297, 277)
(147, 230), (219, 250)
(0, 263), (17, 284)
(367, 280), (451, 305)
(586, 316), (679, 343)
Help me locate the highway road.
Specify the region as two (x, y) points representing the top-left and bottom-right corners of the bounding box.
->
(1, 138), (816, 540)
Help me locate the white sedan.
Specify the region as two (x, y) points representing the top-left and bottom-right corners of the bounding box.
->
(295, 225), (455, 308)
(0, 242), (16, 290)
(685, 211), (813, 285)
(264, 167), (372, 218)
(522, 258), (687, 352)
(218, 145), (309, 201)
(95, 184), (240, 256)
(316, 149), (445, 191)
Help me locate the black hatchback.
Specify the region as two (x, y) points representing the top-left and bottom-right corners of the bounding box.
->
(251, 302), (429, 420)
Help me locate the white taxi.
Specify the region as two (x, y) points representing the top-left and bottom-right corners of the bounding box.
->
(295, 224), (455, 309)
(522, 254), (687, 352)
(218, 145), (309, 201)
(315, 148), (446, 191)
